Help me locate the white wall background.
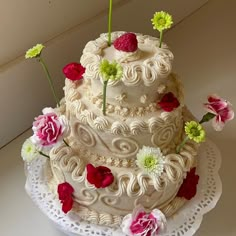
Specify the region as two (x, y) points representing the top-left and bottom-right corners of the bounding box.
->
(0, 0), (208, 148)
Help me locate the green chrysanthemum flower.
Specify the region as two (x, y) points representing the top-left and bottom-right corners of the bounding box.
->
(21, 138), (38, 162)
(151, 11), (173, 32)
(185, 121), (206, 143)
(99, 59), (123, 81)
(136, 146), (165, 176)
(25, 43), (44, 59)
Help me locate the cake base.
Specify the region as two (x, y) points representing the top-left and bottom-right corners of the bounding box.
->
(24, 139), (222, 236)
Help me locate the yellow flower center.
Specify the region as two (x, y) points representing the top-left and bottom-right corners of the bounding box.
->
(105, 66), (117, 76)
(158, 18), (166, 26)
(144, 155), (157, 169)
(190, 127), (200, 137)
(26, 146), (32, 153)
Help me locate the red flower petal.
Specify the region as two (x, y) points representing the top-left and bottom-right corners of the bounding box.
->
(86, 164), (114, 188)
(101, 173), (114, 188)
(177, 168), (199, 200)
(86, 163), (96, 173)
(158, 92), (180, 112)
(96, 165), (110, 172)
(57, 182), (74, 213)
(63, 62), (85, 81)
(86, 164), (101, 187)
(58, 182), (74, 201)
(61, 197), (73, 214)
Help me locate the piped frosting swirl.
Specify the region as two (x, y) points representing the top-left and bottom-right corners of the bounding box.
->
(80, 31), (174, 87)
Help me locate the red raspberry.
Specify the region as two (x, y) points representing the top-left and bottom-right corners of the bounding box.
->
(113, 32), (138, 52)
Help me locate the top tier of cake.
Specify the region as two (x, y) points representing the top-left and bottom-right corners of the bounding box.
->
(80, 32), (174, 108)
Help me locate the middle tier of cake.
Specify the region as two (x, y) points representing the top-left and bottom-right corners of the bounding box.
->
(64, 71), (184, 164)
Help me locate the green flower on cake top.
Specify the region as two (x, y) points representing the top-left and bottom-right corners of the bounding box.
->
(99, 59), (123, 115)
(151, 11), (173, 32)
(151, 11), (173, 48)
(99, 59), (123, 81)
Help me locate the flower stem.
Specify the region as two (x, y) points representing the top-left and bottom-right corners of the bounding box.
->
(176, 136), (189, 154)
(159, 30), (163, 48)
(63, 139), (69, 147)
(39, 57), (60, 107)
(108, 0), (113, 46)
(38, 151), (50, 158)
(103, 80), (108, 115)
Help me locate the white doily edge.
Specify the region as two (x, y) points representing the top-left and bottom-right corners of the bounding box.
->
(24, 138), (222, 236)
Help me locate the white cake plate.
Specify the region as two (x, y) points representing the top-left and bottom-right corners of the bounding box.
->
(24, 139), (222, 236)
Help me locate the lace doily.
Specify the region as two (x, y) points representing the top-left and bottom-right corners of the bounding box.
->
(24, 139), (222, 236)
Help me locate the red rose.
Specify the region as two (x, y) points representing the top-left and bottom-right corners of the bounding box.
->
(63, 62), (85, 81)
(158, 92), (180, 112)
(177, 167), (199, 200)
(86, 164), (114, 188)
(57, 182), (74, 213)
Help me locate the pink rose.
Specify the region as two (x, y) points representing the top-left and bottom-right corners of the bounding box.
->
(63, 62), (85, 81)
(31, 108), (69, 147)
(204, 94), (234, 131)
(121, 206), (167, 236)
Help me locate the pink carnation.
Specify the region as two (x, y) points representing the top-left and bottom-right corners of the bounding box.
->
(121, 206), (167, 236)
(204, 94), (234, 131)
(31, 108), (69, 147)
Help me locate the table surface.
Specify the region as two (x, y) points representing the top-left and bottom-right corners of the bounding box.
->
(1, 0), (236, 235)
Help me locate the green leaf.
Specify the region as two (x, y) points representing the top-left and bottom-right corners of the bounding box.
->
(199, 112), (216, 124)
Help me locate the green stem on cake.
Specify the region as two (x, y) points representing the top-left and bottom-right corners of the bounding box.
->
(103, 80), (108, 115)
(38, 151), (50, 158)
(176, 136), (189, 154)
(38, 57), (60, 107)
(108, 0), (113, 46)
(63, 139), (69, 147)
(159, 30), (163, 48)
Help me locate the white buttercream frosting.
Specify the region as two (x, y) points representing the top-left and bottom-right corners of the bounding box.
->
(48, 31), (199, 229)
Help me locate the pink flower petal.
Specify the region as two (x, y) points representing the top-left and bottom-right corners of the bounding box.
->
(204, 95), (234, 131)
(219, 107), (234, 122)
(207, 94), (222, 103)
(212, 117), (225, 131)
